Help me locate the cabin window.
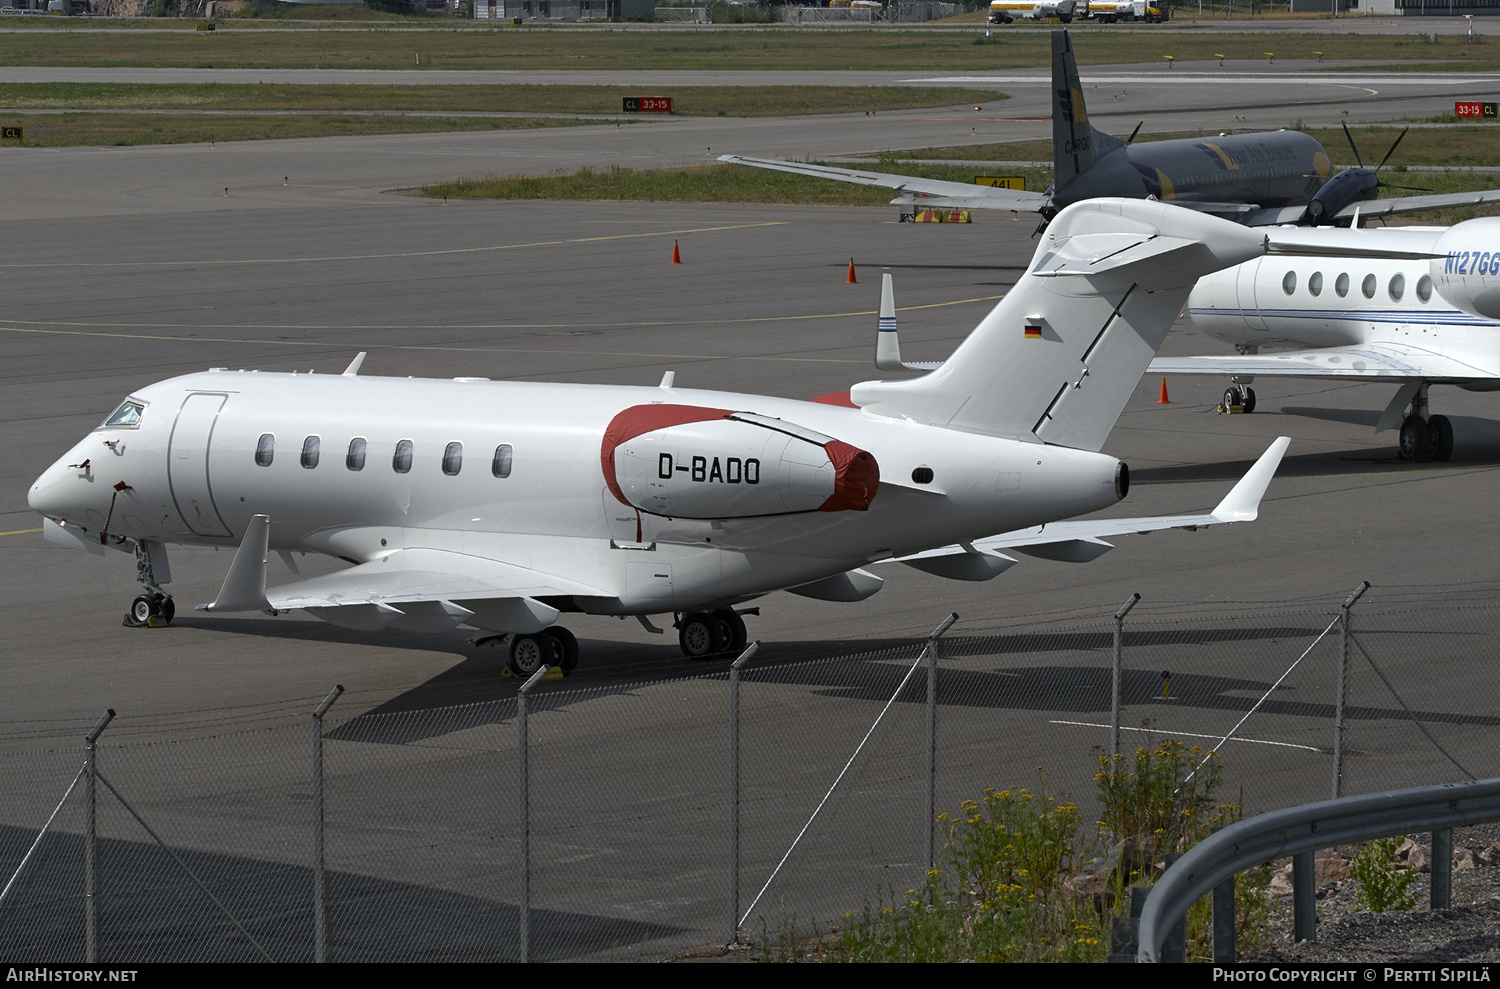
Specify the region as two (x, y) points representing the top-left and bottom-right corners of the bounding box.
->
(493, 444), (513, 478)
(1307, 272), (1323, 297)
(393, 439), (413, 474)
(1388, 273), (1406, 302)
(255, 433), (275, 467)
(1335, 273), (1350, 298)
(1416, 274), (1433, 303)
(1281, 271), (1296, 296)
(1361, 274), (1377, 299)
(347, 437), (367, 471)
(301, 436), (320, 469)
(101, 399), (145, 429)
(443, 442), (463, 476)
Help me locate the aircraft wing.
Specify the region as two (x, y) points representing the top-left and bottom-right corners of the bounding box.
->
(263, 548), (609, 611)
(887, 437), (1288, 577)
(1150, 342), (1500, 382)
(1331, 189), (1500, 223)
(199, 521), (610, 633)
(716, 155), (1048, 212)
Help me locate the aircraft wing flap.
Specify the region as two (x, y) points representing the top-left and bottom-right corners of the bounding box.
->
(1151, 344), (1500, 381)
(265, 547), (609, 611)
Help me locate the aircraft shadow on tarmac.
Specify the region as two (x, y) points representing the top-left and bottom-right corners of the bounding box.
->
(0, 825), (683, 963)
(321, 622), (1499, 749)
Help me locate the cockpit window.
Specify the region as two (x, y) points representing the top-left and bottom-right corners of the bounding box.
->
(101, 399), (145, 429)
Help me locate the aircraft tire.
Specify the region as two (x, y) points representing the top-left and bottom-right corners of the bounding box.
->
(159, 596), (175, 625)
(509, 633), (551, 677)
(1243, 388), (1256, 414)
(1059, 13), (1072, 22)
(130, 595), (154, 626)
(715, 609), (748, 655)
(1223, 387), (1239, 411)
(1399, 415), (1431, 463)
(544, 626), (579, 673)
(1430, 414), (1454, 462)
(678, 612), (724, 660)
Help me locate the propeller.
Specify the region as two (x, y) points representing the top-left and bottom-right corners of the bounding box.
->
(1343, 122), (1429, 192)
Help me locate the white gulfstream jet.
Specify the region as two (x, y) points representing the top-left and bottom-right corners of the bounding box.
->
(30, 199), (1290, 678)
(1150, 216), (1500, 463)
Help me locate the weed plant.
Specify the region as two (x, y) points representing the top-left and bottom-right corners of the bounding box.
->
(821, 774), (1109, 962)
(1348, 837), (1420, 913)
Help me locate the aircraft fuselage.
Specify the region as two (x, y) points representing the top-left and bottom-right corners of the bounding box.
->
(1054, 132), (1330, 211)
(30, 370), (1126, 616)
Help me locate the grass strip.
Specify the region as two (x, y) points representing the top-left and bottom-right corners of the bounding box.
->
(423, 161), (1056, 205)
(5, 112), (591, 147)
(0, 29), (1482, 71)
(0, 82), (1006, 117)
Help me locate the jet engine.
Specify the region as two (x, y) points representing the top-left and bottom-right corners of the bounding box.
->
(1431, 218), (1500, 320)
(602, 405), (879, 520)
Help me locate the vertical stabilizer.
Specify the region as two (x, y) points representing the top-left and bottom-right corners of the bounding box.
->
(849, 200), (1268, 452)
(875, 271), (903, 371)
(1052, 30), (1094, 188)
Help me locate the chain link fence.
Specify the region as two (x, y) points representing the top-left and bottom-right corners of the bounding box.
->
(5, 586), (1499, 962)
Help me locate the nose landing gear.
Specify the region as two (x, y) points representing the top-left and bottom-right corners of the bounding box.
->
(123, 541), (174, 628)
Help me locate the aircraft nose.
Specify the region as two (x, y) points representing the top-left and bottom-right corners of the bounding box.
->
(29, 455), (89, 519)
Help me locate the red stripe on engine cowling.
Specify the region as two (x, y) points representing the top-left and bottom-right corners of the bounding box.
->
(601, 404), (734, 506)
(820, 440), (880, 513)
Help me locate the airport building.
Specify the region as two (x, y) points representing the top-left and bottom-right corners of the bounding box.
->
(471, 0), (655, 17)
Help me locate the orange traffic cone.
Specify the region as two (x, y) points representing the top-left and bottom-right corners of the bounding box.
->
(1157, 377), (1171, 404)
(671, 240), (682, 264)
(846, 258), (857, 284)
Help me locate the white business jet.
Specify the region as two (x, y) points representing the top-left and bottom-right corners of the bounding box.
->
(29, 199), (1291, 677)
(1150, 216), (1500, 463)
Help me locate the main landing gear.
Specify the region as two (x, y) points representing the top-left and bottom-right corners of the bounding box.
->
(675, 609), (750, 660)
(1397, 384), (1453, 463)
(123, 541), (174, 628)
(476, 626), (580, 678)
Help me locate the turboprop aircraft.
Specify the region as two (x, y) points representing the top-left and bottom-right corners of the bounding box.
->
(1150, 215), (1500, 464)
(719, 31), (1500, 228)
(30, 198), (1293, 678)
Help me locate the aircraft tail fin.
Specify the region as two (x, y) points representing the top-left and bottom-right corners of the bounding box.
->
(874, 270), (942, 373)
(850, 199), (1268, 452)
(1051, 30), (1124, 191)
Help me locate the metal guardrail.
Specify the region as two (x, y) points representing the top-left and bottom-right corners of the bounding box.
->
(1136, 776), (1500, 963)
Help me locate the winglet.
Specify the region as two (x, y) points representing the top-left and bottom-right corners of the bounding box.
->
(342, 352), (366, 377)
(1210, 437), (1290, 522)
(198, 514), (272, 612)
(875, 270), (904, 371)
